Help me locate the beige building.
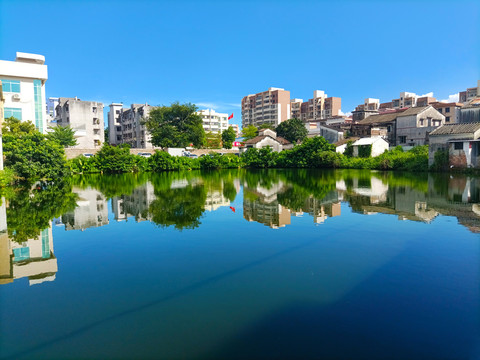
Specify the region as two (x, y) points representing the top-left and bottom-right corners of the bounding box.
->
(459, 81), (480, 103)
(431, 102), (463, 124)
(197, 109), (229, 134)
(242, 87), (291, 128)
(55, 97), (104, 149)
(296, 90), (342, 123)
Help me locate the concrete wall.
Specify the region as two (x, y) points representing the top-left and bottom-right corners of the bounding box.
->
(396, 107), (444, 146)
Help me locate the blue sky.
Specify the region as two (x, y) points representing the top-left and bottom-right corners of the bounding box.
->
(1, 0), (479, 126)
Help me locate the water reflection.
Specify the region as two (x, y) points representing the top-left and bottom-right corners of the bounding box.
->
(1, 170), (480, 287)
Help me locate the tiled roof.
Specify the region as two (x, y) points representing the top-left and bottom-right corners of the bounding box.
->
(357, 111), (401, 125)
(462, 97), (480, 108)
(429, 122), (480, 136)
(396, 106), (431, 117)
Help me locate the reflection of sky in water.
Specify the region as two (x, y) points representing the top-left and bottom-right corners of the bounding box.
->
(0, 170), (479, 359)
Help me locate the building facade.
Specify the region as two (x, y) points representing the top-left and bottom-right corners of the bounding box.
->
(241, 87), (291, 128)
(55, 97), (104, 149)
(431, 102), (462, 124)
(295, 90), (341, 123)
(459, 81), (480, 103)
(197, 109), (229, 134)
(108, 103), (153, 148)
(0, 52), (48, 133)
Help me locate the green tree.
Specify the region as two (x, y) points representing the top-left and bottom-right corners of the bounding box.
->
(47, 125), (78, 147)
(275, 118), (308, 143)
(221, 126), (236, 149)
(205, 131), (222, 149)
(241, 125), (258, 140)
(2, 117), (36, 135)
(144, 102), (206, 148)
(258, 123), (275, 130)
(2, 118), (69, 181)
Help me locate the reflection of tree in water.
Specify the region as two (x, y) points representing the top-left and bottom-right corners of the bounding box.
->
(149, 184), (207, 230)
(71, 173), (149, 199)
(6, 181), (78, 242)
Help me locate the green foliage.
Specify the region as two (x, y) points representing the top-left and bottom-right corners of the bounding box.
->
(431, 148), (449, 171)
(275, 118), (308, 143)
(149, 151), (200, 171)
(277, 136), (335, 168)
(94, 144), (137, 173)
(145, 102), (206, 148)
(6, 181), (78, 243)
(221, 126), (236, 149)
(205, 131), (222, 149)
(71, 173), (149, 198)
(67, 156), (100, 173)
(242, 147), (279, 168)
(258, 123), (275, 130)
(2, 117), (36, 135)
(47, 125), (78, 147)
(3, 131), (69, 181)
(344, 141), (354, 157)
(0, 169), (15, 188)
(241, 125), (258, 140)
(199, 153), (241, 169)
(358, 144), (372, 158)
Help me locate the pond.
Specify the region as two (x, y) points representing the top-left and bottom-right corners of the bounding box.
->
(1, 169), (479, 359)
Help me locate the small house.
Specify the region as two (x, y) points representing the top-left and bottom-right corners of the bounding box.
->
(243, 129), (292, 152)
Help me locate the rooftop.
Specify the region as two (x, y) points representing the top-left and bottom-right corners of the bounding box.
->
(430, 122), (480, 136)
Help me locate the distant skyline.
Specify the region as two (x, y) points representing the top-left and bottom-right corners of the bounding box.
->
(1, 0), (479, 126)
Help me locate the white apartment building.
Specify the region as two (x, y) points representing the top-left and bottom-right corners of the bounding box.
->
(197, 109), (229, 133)
(0, 52), (48, 133)
(242, 87), (291, 128)
(108, 103), (153, 148)
(55, 97), (104, 149)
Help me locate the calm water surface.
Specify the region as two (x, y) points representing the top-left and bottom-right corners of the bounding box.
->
(1, 169), (479, 359)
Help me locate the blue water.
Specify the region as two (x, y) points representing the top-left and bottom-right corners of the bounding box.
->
(0, 170), (479, 359)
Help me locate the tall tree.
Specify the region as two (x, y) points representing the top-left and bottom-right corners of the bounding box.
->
(205, 131), (222, 149)
(221, 126), (236, 149)
(241, 125), (258, 140)
(47, 125), (78, 147)
(144, 102), (205, 148)
(275, 118), (308, 143)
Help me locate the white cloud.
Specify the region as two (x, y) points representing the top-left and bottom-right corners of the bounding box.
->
(338, 110), (352, 117)
(439, 93), (460, 103)
(196, 102), (219, 109)
(419, 92), (434, 98)
(195, 102), (241, 111)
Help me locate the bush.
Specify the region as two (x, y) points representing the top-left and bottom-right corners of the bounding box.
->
(0, 169), (15, 187)
(431, 149), (449, 171)
(95, 145), (137, 173)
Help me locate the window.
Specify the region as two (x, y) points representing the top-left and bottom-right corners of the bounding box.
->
(454, 142), (463, 150)
(437, 108), (442, 113)
(94, 129), (100, 135)
(1, 79), (20, 93)
(419, 119), (424, 126)
(92, 107), (97, 113)
(399, 136), (407, 143)
(4, 107), (22, 120)
(445, 107), (450, 113)
(116, 110), (120, 114)
(13, 247), (30, 262)
(446, 116), (450, 122)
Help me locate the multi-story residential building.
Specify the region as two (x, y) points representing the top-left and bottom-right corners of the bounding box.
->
(46, 97), (59, 123)
(295, 90), (341, 123)
(352, 98), (381, 122)
(431, 102), (463, 124)
(0, 52), (48, 133)
(377, 91), (437, 110)
(62, 187), (109, 230)
(108, 103), (153, 148)
(241, 87), (291, 128)
(108, 103), (124, 146)
(353, 106), (445, 146)
(230, 124), (240, 137)
(459, 81), (480, 103)
(197, 109), (229, 134)
(55, 97), (104, 148)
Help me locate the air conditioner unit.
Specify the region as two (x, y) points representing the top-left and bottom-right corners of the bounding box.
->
(12, 94), (20, 100)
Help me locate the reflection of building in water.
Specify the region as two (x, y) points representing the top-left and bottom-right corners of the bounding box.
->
(243, 181), (291, 229)
(112, 182), (156, 222)
(0, 223), (57, 286)
(205, 191), (230, 211)
(244, 200), (291, 229)
(291, 195), (341, 224)
(62, 187), (109, 230)
(337, 177), (388, 204)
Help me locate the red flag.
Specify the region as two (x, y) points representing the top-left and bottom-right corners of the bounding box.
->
(228, 113), (233, 120)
